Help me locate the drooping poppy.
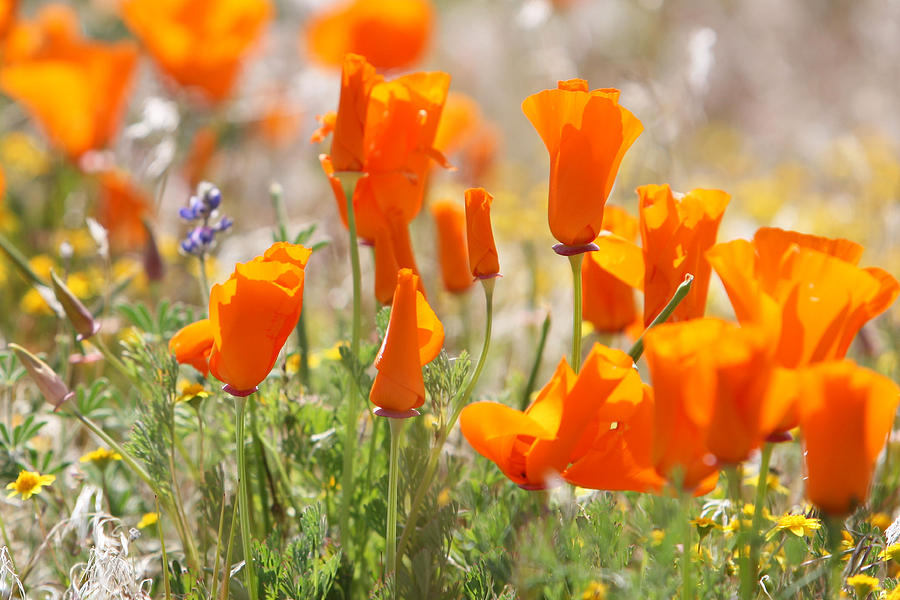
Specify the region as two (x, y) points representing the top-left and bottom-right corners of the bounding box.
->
(638, 184), (729, 326)
(464, 187), (499, 279)
(120, 0), (272, 104)
(460, 344), (642, 490)
(798, 360), (900, 515)
(94, 170), (151, 251)
(0, 4), (138, 160)
(208, 242), (311, 395)
(707, 227), (900, 369)
(169, 318), (215, 376)
(369, 268), (444, 415)
(581, 205), (641, 334)
(305, 0), (433, 70)
(430, 199), (472, 293)
(522, 79), (642, 248)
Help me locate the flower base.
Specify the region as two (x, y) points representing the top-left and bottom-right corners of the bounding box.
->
(552, 242), (600, 256)
(222, 384), (259, 397)
(374, 407), (420, 419)
(765, 431), (793, 443)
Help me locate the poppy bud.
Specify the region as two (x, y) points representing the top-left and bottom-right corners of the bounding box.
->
(9, 343), (74, 409)
(50, 270), (100, 341)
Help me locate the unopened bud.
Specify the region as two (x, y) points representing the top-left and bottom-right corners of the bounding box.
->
(50, 270), (100, 341)
(8, 343), (74, 409)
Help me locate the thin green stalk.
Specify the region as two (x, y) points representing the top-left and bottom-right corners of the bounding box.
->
(168, 426), (202, 573)
(211, 493), (227, 600)
(197, 253), (210, 301)
(220, 497), (239, 600)
(725, 465), (753, 600)
(155, 496), (173, 600)
(385, 418), (405, 598)
(336, 171), (364, 544)
(270, 182), (290, 243)
(0, 231), (48, 286)
(520, 311), (551, 411)
(234, 397), (258, 600)
(567, 254), (585, 372)
(681, 491), (694, 600)
(92, 335), (133, 382)
(748, 443), (773, 598)
(628, 273), (694, 362)
(397, 278), (494, 557)
(825, 516), (845, 599)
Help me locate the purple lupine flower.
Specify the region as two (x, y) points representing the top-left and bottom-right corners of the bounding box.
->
(178, 181), (232, 256)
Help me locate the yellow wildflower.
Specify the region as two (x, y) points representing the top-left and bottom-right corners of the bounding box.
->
(79, 447), (123, 466)
(690, 517), (720, 537)
(6, 470), (55, 500)
(137, 512), (158, 529)
(175, 381), (209, 404)
(650, 529), (665, 546)
(767, 514), (822, 540)
(846, 573), (879, 598)
(886, 585), (900, 600)
(437, 488), (451, 507)
(869, 512), (893, 532)
(880, 544), (900, 565)
(28, 255), (55, 280)
(0, 131), (50, 176)
(20, 287), (53, 315)
(581, 581), (607, 600)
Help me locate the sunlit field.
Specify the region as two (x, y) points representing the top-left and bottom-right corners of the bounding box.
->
(1, 1), (899, 598)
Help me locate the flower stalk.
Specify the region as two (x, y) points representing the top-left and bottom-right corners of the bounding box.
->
(567, 253), (585, 372)
(234, 396), (258, 600)
(628, 273), (694, 362)
(385, 417), (405, 598)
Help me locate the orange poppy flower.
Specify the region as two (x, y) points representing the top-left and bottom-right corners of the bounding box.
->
(522, 79), (642, 248)
(563, 384), (665, 493)
(305, 0), (432, 70)
(371, 215), (423, 305)
(638, 184), (729, 326)
(460, 344), (643, 490)
(95, 170), (151, 251)
(582, 205), (641, 334)
(208, 242), (311, 395)
(707, 227), (900, 368)
(798, 360), (900, 515)
(430, 199), (472, 293)
(120, 0), (272, 104)
(370, 268), (444, 416)
(464, 187), (499, 279)
(0, 4), (138, 160)
(317, 54), (450, 237)
(0, 0), (17, 40)
(169, 318), (215, 376)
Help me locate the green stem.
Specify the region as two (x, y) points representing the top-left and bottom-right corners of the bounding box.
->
(747, 443), (773, 598)
(235, 397), (258, 600)
(628, 273), (694, 362)
(220, 495), (239, 600)
(385, 418), (405, 598)
(336, 171), (364, 545)
(825, 516), (844, 599)
(725, 465), (752, 600)
(0, 231), (48, 286)
(397, 278), (494, 558)
(155, 496), (173, 600)
(681, 491), (694, 600)
(521, 311), (551, 411)
(270, 182), (289, 243)
(567, 254), (584, 373)
(197, 253), (210, 302)
(211, 493), (227, 600)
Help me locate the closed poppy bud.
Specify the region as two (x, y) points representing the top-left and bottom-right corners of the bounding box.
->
(169, 318), (215, 377)
(329, 53), (383, 173)
(639, 184), (729, 326)
(522, 80), (642, 247)
(120, 0), (272, 103)
(50, 270), (99, 341)
(0, 5), (138, 160)
(370, 268), (444, 417)
(305, 0), (433, 70)
(464, 188), (499, 279)
(208, 244), (310, 396)
(431, 199), (472, 293)
(9, 343), (74, 409)
(798, 361), (900, 515)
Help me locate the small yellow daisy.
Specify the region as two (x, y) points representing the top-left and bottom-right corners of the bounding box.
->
(6, 470), (56, 500)
(767, 514), (822, 540)
(137, 512), (159, 529)
(175, 381), (209, 404)
(869, 512), (893, 532)
(845, 573), (879, 598)
(581, 581), (607, 600)
(880, 544), (900, 565)
(79, 447), (123, 466)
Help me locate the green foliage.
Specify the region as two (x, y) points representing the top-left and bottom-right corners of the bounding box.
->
(255, 504), (341, 600)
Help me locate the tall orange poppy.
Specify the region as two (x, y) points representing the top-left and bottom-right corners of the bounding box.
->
(120, 0), (272, 104)
(430, 199), (472, 293)
(522, 79), (642, 248)
(707, 227), (899, 368)
(798, 360), (900, 515)
(369, 268), (444, 416)
(0, 4), (138, 160)
(581, 205), (641, 334)
(638, 184), (729, 326)
(208, 242), (311, 395)
(305, 0), (433, 70)
(460, 344), (642, 490)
